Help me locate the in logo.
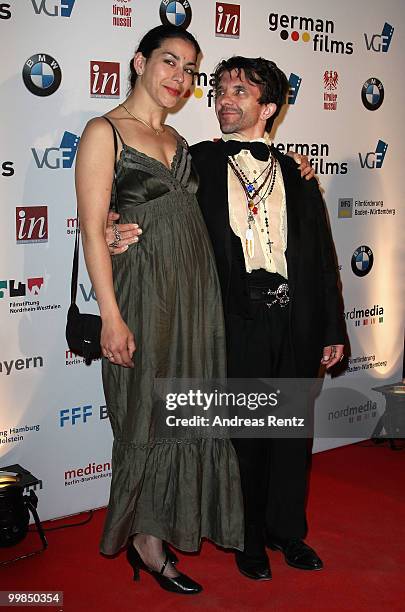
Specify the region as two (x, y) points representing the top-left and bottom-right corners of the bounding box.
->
(358, 140), (388, 169)
(0, 277), (44, 299)
(351, 245), (374, 277)
(160, 1), (192, 29)
(90, 62), (120, 98)
(338, 198), (353, 218)
(22, 54), (62, 97)
(361, 77), (384, 111)
(16, 206), (48, 244)
(288, 73), (302, 104)
(31, 0), (75, 17)
(215, 3), (240, 38)
(0, 3), (11, 19)
(323, 70), (338, 110)
(364, 22), (394, 52)
(32, 131), (80, 169)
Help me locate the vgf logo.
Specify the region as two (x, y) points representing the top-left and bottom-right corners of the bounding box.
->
(359, 140), (388, 169)
(288, 73), (302, 104)
(31, 0), (76, 17)
(80, 283), (96, 302)
(364, 22), (394, 52)
(32, 131), (80, 169)
(59, 405), (108, 427)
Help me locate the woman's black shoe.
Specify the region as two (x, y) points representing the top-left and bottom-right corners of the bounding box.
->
(126, 543), (202, 594)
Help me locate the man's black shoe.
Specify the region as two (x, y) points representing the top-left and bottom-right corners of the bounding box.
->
(267, 536), (323, 570)
(235, 551), (272, 581)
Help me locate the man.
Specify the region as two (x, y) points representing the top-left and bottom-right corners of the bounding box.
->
(107, 56), (345, 581)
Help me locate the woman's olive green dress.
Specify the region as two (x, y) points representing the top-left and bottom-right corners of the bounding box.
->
(100, 125), (244, 555)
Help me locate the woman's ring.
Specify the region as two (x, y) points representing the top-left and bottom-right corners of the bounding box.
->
(109, 223), (121, 248)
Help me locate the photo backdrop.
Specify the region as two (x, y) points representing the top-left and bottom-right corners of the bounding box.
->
(1, 0), (404, 521)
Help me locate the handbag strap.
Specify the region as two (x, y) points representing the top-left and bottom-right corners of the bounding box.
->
(69, 117), (120, 306)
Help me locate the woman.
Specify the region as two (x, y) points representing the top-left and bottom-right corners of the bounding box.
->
(75, 25), (244, 594)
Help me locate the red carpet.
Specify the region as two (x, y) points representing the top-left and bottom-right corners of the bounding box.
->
(2, 442), (404, 611)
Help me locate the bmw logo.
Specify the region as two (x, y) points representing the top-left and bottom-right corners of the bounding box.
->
(22, 53), (62, 97)
(361, 77), (384, 111)
(351, 245), (374, 277)
(160, 0), (192, 30)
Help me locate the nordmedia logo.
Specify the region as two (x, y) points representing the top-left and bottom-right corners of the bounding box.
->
(215, 2), (240, 38)
(344, 303), (384, 328)
(268, 12), (353, 54)
(30, 0), (76, 17)
(32, 131), (80, 169)
(288, 74), (302, 104)
(364, 22), (394, 52)
(358, 140), (388, 169)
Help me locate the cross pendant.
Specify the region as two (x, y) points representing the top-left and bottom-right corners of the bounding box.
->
(267, 239), (273, 253)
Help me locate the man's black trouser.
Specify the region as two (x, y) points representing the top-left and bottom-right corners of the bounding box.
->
(226, 271), (309, 557)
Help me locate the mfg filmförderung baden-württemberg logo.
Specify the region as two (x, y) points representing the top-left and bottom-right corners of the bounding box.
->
(160, 1), (192, 29)
(351, 245), (374, 277)
(361, 78), (384, 111)
(268, 12), (353, 54)
(364, 22), (394, 52)
(30, 0), (75, 17)
(338, 197), (396, 219)
(358, 140), (388, 169)
(23, 53), (62, 96)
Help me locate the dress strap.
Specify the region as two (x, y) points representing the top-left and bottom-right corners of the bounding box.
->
(103, 116), (125, 150)
(102, 116), (121, 213)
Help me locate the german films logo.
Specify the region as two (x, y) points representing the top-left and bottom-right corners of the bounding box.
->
(215, 3), (240, 38)
(268, 12), (353, 54)
(16, 206), (48, 244)
(90, 61), (120, 99)
(183, 71), (215, 107)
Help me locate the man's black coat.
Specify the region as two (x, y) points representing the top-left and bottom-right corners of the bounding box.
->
(190, 139), (345, 377)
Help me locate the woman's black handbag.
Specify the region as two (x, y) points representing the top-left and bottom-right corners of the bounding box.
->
(65, 225), (102, 364)
(65, 118), (120, 364)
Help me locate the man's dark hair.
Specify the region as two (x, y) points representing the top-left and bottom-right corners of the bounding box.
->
(213, 56), (289, 132)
